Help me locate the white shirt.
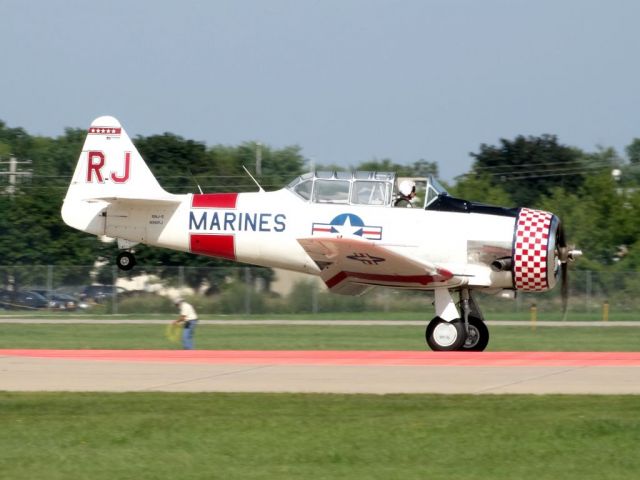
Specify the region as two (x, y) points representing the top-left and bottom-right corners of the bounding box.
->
(179, 302), (198, 321)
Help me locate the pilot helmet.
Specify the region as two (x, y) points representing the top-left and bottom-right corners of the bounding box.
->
(399, 180), (416, 197)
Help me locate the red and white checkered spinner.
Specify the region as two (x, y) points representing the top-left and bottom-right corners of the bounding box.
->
(512, 207), (561, 292)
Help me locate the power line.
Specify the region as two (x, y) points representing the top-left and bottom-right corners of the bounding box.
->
(460, 161), (613, 181)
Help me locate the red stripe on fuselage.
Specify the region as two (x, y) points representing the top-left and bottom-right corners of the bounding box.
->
(192, 193), (238, 209)
(190, 234), (236, 260)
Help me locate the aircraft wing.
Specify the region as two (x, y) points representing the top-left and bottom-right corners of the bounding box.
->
(297, 237), (454, 295)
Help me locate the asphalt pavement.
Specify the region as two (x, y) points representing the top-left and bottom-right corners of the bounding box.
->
(1, 350), (639, 394)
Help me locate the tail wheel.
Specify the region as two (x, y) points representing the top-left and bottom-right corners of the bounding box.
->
(116, 251), (136, 271)
(425, 317), (467, 351)
(461, 316), (489, 351)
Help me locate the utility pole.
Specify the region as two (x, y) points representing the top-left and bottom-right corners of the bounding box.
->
(0, 156), (32, 197)
(255, 142), (262, 176)
(9, 156), (16, 195)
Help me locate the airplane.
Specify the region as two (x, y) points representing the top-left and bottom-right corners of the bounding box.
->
(61, 116), (581, 351)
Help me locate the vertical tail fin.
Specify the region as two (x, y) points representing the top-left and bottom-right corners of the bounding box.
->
(61, 116), (176, 234)
(64, 116), (170, 201)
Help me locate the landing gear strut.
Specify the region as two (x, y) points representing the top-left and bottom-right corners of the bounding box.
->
(116, 251), (136, 271)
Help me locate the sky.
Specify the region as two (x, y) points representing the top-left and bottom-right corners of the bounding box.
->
(2, 0), (640, 182)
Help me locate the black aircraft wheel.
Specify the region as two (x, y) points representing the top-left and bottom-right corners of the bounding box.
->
(425, 317), (467, 351)
(461, 316), (489, 351)
(116, 251), (136, 271)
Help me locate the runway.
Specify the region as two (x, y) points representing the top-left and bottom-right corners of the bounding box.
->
(1, 350), (639, 394)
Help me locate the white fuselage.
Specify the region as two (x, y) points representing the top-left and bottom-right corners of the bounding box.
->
(93, 188), (516, 290)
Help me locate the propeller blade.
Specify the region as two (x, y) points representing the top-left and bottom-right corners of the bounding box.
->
(556, 222), (567, 261)
(556, 221), (569, 320)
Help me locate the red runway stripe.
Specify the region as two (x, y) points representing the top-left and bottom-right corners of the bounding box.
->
(2, 350), (640, 367)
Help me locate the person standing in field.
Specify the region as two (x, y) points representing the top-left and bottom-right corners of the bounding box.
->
(173, 298), (198, 350)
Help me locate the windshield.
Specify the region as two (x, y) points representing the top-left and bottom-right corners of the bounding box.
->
(424, 175), (448, 208)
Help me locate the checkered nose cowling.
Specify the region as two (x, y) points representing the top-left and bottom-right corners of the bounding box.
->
(512, 207), (560, 292)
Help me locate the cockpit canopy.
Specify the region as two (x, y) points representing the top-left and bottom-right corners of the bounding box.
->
(286, 171), (396, 206)
(286, 171), (456, 210)
(286, 171), (518, 218)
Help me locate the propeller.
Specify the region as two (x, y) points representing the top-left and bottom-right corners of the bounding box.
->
(555, 222), (582, 319)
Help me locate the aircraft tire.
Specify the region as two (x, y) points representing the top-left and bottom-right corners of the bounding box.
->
(116, 251), (136, 271)
(425, 317), (466, 351)
(460, 316), (489, 351)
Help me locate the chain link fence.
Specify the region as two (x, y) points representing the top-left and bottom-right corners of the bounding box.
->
(0, 265), (636, 318)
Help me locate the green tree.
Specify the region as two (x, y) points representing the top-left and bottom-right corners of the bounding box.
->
(258, 144), (306, 188)
(539, 173), (629, 266)
(356, 158), (438, 178)
(0, 121), (33, 158)
(625, 138), (640, 165)
(134, 133), (209, 194)
(0, 184), (100, 287)
(449, 174), (512, 206)
(0, 122), (97, 288)
(621, 139), (640, 185)
(469, 135), (588, 207)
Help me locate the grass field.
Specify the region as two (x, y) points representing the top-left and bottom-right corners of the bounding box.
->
(2, 320), (638, 479)
(1, 393), (639, 480)
(0, 323), (639, 351)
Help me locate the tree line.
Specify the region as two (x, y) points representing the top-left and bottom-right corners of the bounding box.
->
(1, 119), (640, 292)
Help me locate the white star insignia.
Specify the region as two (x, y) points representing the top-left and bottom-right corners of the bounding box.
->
(334, 216), (361, 236)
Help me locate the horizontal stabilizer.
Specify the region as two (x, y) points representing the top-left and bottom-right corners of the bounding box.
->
(86, 196), (182, 205)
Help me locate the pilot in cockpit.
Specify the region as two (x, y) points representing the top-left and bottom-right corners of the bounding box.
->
(394, 180), (416, 207)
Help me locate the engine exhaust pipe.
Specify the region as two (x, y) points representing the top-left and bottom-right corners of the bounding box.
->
(491, 257), (513, 272)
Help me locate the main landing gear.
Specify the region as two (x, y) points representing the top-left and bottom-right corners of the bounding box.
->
(425, 288), (490, 352)
(426, 318), (466, 350)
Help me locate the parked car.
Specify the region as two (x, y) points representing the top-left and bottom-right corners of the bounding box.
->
(0, 290), (49, 310)
(32, 290), (86, 311)
(79, 285), (127, 304)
